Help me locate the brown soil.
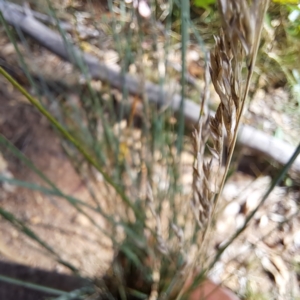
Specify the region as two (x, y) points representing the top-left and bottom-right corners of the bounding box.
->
(0, 77), (112, 277)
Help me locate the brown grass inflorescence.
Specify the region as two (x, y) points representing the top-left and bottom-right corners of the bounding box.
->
(191, 0), (269, 245)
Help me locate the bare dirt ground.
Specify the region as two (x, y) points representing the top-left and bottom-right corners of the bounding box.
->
(0, 78), (112, 277)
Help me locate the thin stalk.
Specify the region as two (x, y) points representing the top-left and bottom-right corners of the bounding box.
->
(177, 0), (190, 153)
(209, 141), (300, 270)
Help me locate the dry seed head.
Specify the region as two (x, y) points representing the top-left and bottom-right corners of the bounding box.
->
(210, 32), (238, 147)
(218, 0), (255, 57)
(191, 0), (269, 232)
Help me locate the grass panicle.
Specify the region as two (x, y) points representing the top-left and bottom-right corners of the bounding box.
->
(191, 0), (270, 237)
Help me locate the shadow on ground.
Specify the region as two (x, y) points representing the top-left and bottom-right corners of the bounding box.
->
(0, 260), (89, 300)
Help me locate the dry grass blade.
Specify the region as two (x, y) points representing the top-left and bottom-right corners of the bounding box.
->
(192, 0), (269, 240)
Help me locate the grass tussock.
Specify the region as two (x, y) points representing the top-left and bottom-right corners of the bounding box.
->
(3, 1), (300, 300)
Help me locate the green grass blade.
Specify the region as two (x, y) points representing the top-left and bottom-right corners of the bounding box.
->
(177, 0), (190, 153)
(0, 275), (67, 296)
(0, 175), (89, 207)
(0, 12), (39, 95)
(209, 141), (300, 269)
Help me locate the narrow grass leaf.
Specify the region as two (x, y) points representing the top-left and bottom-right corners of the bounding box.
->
(0, 275), (67, 296)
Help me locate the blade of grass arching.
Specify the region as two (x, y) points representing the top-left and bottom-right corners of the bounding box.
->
(0, 66), (142, 220)
(0, 207), (78, 272)
(208, 141), (300, 272)
(0, 175), (93, 209)
(177, 0), (190, 153)
(0, 275), (67, 297)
